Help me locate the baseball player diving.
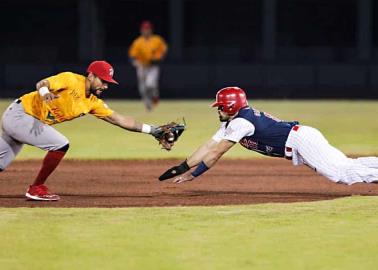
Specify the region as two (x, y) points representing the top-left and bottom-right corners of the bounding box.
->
(128, 21), (168, 111)
(159, 87), (378, 185)
(0, 60), (183, 201)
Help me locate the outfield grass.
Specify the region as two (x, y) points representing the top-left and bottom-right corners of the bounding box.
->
(1, 196), (378, 270)
(0, 99), (377, 159)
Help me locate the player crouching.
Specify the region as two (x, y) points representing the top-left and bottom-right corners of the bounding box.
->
(0, 61), (183, 201)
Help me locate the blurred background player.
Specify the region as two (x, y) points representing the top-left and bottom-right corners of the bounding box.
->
(128, 20), (168, 111)
(160, 87), (378, 185)
(0, 60), (168, 201)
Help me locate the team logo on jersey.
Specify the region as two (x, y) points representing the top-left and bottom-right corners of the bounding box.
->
(240, 138), (258, 150)
(70, 90), (81, 99)
(265, 146), (274, 153)
(109, 68), (114, 77)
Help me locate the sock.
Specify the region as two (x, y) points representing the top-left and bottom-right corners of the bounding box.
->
(32, 150), (66, 186)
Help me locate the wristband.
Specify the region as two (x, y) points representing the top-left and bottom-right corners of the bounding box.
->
(191, 161), (209, 177)
(141, 124), (152, 134)
(38, 86), (50, 97)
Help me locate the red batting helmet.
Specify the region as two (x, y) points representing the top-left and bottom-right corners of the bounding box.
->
(211, 87), (249, 115)
(87, 60), (118, 84)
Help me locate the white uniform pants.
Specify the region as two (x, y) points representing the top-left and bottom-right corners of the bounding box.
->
(285, 125), (378, 185)
(0, 101), (68, 170)
(136, 65), (160, 110)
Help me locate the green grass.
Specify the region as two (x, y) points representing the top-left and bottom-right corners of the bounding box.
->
(1, 196), (378, 270)
(0, 99), (377, 159)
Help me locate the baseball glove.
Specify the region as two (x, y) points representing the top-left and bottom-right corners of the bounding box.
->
(152, 120), (186, 151)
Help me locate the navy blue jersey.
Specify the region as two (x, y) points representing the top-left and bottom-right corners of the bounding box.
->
(233, 107), (299, 157)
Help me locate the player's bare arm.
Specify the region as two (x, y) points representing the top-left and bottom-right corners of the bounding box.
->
(202, 139), (235, 168)
(36, 79), (58, 102)
(158, 138), (235, 182)
(102, 111), (145, 133)
(186, 139), (219, 167)
(173, 139), (235, 184)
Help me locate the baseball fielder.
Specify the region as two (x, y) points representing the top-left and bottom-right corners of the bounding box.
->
(0, 61), (175, 201)
(159, 87), (378, 185)
(129, 21), (168, 111)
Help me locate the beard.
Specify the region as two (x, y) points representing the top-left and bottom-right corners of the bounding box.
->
(219, 116), (228, 122)
(218, 113), (230, 122)
(90, 87), (103, 98)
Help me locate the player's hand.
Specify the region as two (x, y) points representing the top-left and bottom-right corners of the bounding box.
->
(42, 93), (59, 103)
(173, 172), (195, 184)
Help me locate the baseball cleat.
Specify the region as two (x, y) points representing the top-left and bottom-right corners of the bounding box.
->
(25, 185), (60, 201)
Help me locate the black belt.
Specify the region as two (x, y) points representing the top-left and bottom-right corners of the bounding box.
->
(15, 99), (21, 104)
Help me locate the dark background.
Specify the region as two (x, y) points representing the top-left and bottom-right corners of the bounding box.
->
(1, 0), (378, 99)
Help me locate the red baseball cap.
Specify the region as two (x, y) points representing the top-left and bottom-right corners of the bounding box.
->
(140, 20), (153, 31)
(87, 60), (118, 84)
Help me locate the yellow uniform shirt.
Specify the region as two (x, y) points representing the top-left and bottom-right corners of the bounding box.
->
(20, 72), (114, 125)
(128, 35), (168, 65)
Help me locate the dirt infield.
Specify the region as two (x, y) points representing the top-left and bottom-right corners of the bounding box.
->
(1, 159), (378, 207)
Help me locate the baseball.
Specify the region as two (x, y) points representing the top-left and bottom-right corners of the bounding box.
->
(166, 132), (175, 143)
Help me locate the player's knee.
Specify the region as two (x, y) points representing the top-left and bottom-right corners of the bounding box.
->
(56, 143), (70, 153)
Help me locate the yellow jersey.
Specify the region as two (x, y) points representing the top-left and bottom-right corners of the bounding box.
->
(20, 72), (114, 125)
(128, 34), (168, 65)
